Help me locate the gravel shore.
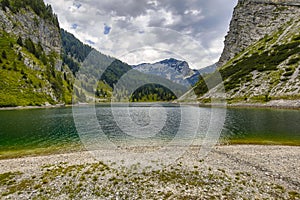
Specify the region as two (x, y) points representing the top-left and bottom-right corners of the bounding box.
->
(0, 145), (299, 199)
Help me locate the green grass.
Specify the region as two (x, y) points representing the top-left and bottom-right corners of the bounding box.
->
(0, 172), (22, 186)
(219, 41), (300, 92)
(0, 142), (83, 160)
(0, 32), (73, 107)
(226, 139), (300, 146)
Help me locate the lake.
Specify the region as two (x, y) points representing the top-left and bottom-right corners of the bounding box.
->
(0, 104), (299, 159)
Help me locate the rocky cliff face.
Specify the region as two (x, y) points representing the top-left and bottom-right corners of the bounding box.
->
(0, 8), (61, 56)
(192, 0), (300, 104)
(217, 0), (300, 67)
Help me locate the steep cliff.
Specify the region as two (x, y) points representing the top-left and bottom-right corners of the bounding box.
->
(193, 0), (300, 104)
(218, 0), (300, 67)
(0, 0), (72, 106)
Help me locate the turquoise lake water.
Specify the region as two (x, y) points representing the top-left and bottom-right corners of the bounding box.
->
(0, 104), (299, 158)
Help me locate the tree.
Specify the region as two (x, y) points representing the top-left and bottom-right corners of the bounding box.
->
(24, 38), (36, 55)
(17, 36), (23, 46)
(13, 62), (17, 71)
(40, 52), (47, 65)
(1, 0), (10, 11)
(35, 42), (43, 58)
(18, 52), (23, 61)
(63, 72), (67, 81)
(2, 50), (7, 59)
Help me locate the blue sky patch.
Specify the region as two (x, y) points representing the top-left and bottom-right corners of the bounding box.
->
(104, 24), (112, 35)
(71, 23), (78, 29)
(86, 40), (95, 45)
(73, 2), (82, 9)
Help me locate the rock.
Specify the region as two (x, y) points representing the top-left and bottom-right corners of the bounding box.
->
(217, 0), (300, 67)
(0, 8), (61, 56)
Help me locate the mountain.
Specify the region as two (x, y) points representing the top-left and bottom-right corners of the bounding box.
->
(0, 0), (72, 106)
(0, 0), (188, 106)
(133, 58), (217, 87)
(76, 53), (188, 103)
(60, 31), (188, 102)
(192, 0), (300, 104)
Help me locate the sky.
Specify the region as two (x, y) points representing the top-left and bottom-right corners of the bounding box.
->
(44, 0), (238, 69)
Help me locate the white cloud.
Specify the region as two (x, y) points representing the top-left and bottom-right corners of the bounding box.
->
(44, 0), (238, 69)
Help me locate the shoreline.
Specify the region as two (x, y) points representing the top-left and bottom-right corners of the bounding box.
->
(1, 141), (300, 161)
(0, 104), (68, 111)
(226, 100), (300, 110)
(196, 99), (300, 110)
(1, 99), (300, 111)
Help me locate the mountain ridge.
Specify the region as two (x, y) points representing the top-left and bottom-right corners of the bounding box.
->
(133, 58), (217, 87)
(192, 0), (300, 104)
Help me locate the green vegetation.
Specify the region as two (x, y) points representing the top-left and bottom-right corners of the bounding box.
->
(0, 142), (83, 160)
(225, 139), (300, 146)
(0, 0), (77, 107)
(130, 84), (177, 102)
(0, 0), (186, 106)
(287, 57), (300, 66)
(0, 30), (73, 106)
(100, 60), (132, 88)
(61, 29), (93, 75)
(95, 80), (112, 99)
(72, 49), (187, 102)
(194, 23), (300, 100)
(0, 33), (50, 106)
(220, 41), (300, 91)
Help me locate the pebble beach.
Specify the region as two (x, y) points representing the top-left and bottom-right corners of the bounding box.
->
(0, 145), (299, 199)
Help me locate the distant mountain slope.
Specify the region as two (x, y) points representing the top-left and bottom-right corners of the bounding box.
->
(193, 0), (300, 104)
(0, 0), (190, 106)
(60, 31), (188, 103)
(61, 29), (93, 75)
(76, 53), (188, 102)
(133, 58), (217, 87)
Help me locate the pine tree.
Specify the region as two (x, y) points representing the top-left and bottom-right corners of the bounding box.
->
(18, 52), (23, 61)
(17, 36), (23, 46)
(24, 38), (36, 55)
(13, 62), (17, 71)
(1, 0), (10, 11)
(2, 50), (7, 59)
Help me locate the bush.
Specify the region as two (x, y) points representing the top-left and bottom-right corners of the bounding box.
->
(287, 57), (300, 65)
(24, 38), (36, 55)
(283, 71), (294, 77)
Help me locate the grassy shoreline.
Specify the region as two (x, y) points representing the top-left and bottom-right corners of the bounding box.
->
(1, 141), (299, 161)
(1, 100), (300, 111)
(0, 143), (84, 160)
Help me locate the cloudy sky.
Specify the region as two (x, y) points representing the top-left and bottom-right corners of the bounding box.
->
(44, 0), (238, 69)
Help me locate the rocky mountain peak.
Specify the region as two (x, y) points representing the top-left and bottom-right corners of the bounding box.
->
(217, 0), (300, 67)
